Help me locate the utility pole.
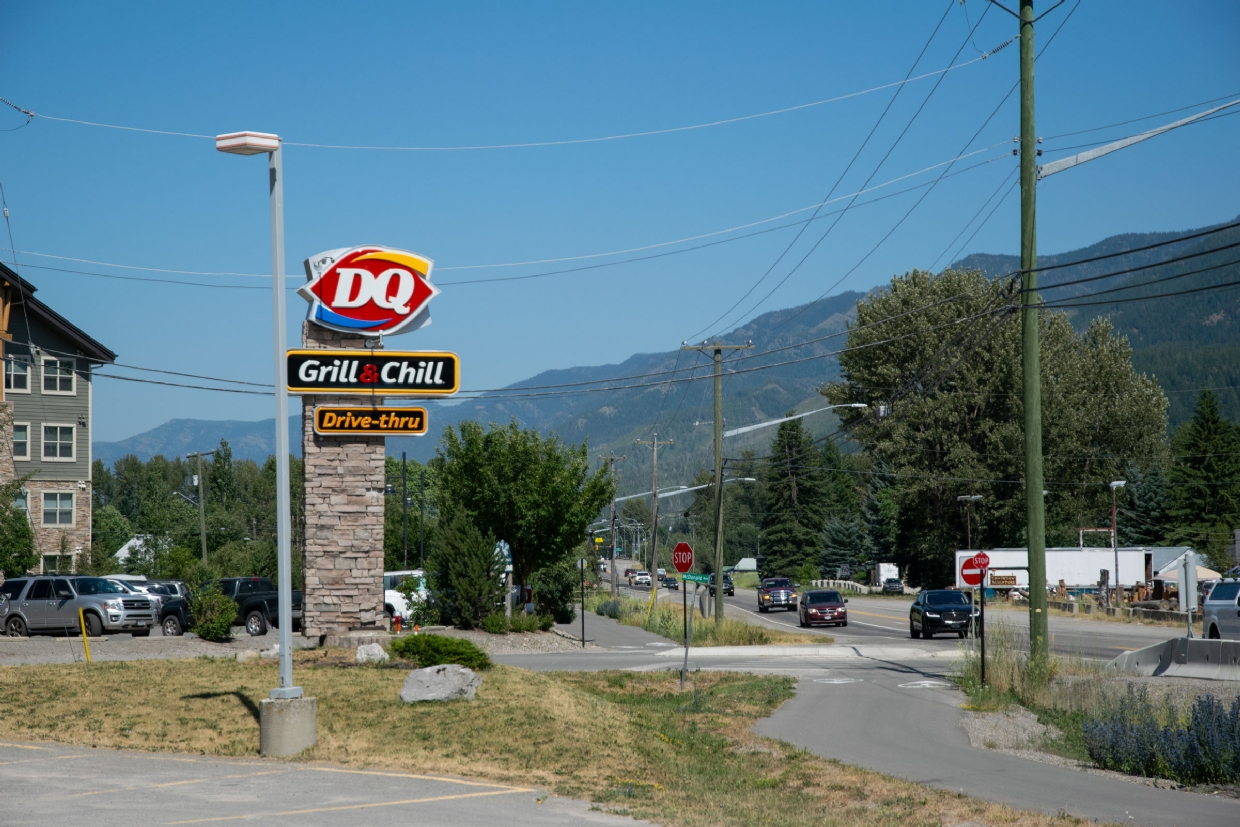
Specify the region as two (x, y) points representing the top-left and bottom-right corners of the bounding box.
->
(957, 495), (983, 551)
(186, 450), (216, 564)
(635, 434), (672, 616)
(682, 340), (753, 624)
(419, 467), (426, 571)
(1018, 0), (1048, 663)
(600, 454), (625, 598)
(1110, 480), (1126, 606)
(401, 452), (409, 569)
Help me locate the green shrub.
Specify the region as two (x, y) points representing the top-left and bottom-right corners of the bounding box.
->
(190, 585), (237, 643)
(391, 634), (492, 671)
(481, 613), (509, 634)
(538, 614), (555, 631)
(508, 612), (554, 633)
(426, 508), (504, 630)
(531, 559), (578, 623)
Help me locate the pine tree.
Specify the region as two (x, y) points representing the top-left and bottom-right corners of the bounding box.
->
(1118, 462), (1168, 546)
(1166, 390), (1240, 567)
(820, 515), (873, 579)
(760, 417), (830, 576)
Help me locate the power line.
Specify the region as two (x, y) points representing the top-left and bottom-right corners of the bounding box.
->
(747, 0), (1081, 345)
(0, 51), (998, 153)
(687, 0), (968, 341)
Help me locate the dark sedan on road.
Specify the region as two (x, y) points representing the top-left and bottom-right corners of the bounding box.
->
(799, 589), (848, 627)
(663, 577), (680, 590)
(909, 590), (976, 639)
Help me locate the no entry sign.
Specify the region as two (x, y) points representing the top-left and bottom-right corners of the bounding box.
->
(671, 542), (693, 574)
(960, 556), (985, 587)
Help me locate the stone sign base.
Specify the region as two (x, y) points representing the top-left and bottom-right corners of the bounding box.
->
(300, 322), (387, 639)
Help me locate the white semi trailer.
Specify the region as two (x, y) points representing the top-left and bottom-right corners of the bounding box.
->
(954, 547), (1148, 591)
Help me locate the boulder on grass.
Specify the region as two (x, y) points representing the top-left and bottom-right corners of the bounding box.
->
(400, 664), (481, 703)
(357, 642), (390, 664)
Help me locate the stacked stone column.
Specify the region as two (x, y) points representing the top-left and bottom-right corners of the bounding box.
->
(299, 322), (387, 638)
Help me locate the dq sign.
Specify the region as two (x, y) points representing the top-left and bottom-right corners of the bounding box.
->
(299, 246), (439, 336)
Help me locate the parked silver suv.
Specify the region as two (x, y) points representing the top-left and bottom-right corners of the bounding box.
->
(0, 576), (156, 637)
(1204, 579), (1240, 640)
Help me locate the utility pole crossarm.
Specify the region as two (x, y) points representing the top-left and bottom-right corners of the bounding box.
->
(681, 340), (754, 625)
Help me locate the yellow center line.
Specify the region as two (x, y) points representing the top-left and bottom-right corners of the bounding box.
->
(0, 741), (45, 750)
(166, 788), (535, 824)
(848, 609), (907, 622)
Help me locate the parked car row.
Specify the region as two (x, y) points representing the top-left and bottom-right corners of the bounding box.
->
(1, 576), (158, 637)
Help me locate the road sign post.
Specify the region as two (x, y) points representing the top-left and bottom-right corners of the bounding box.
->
(970, 552), (990, 685)
(680, 572), (710, 688)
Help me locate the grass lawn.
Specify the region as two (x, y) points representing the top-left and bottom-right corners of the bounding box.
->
(0, 652), (1090, 826)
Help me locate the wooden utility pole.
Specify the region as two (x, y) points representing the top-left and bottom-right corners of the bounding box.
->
(635, 434), (672, 618)
(599, 454), (625, 598)
(682, 340), (753, 624)
(186, 450), (216, 564)
(1018, 0), (1049, 664)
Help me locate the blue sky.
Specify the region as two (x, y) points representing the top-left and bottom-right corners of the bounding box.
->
(0, 1), (1236, 441)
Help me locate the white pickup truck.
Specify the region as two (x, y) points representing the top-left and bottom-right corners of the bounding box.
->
(383, 569), (428, 622)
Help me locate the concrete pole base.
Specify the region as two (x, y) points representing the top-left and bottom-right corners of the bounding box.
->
(259, 697), (317, 756)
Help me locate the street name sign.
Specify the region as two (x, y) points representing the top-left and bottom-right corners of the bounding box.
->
(300, 246), (439, 336)
(313, 406), (427, 436)
(288, 350), (459, 396)
(682, 572), (710, 584)
(671, 542), (693, 573)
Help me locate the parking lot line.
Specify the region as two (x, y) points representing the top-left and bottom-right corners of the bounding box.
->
(0, 753), (88, 766)
(166, 788), (535, 824)
(69, 778), (209, 798)
(305, 765), (524, 788)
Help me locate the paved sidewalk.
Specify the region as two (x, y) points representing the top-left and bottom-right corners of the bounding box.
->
(0, 740), (634, 827)
(554, 606), (675, 650)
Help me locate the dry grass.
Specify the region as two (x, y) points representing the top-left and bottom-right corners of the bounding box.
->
(593, 595), (821, 646)
(983, 599), (1189, 630)
(0, 653), (1104, 826)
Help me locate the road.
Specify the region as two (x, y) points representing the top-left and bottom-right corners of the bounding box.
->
(717, 588), (1182, 661)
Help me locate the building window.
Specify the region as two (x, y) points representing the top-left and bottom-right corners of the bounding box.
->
(12, 423), (28, 460)
(42, 555), (74, 574)
(42, 424), (75, 461)
(42, 492), (75, 526)
(4, 357), (30, 393)
(42, 358), (75, 394)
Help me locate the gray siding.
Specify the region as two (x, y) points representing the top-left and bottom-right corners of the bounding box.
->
(5, 315), (94, 483)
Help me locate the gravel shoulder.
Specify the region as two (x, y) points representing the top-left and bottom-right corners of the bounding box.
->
(0, 626), (594, 666)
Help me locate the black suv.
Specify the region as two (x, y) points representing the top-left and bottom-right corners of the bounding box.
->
(709, 573), (735, 597)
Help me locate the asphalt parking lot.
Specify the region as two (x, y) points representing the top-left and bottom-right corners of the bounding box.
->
(0, 740), (633, 827)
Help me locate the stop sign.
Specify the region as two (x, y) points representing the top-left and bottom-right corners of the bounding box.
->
(671, 542), (693, 574)
(971, 551), (991, 570)
(960, 556), (984, 586)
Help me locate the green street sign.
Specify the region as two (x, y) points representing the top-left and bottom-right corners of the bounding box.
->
(682, 572), (710, 584)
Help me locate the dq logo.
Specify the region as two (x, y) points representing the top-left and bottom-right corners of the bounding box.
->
(299, 246), (439, 335)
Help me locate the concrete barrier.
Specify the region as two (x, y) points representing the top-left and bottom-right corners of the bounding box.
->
(1046, 599), (1194, 625)
(1108, 637), (1240, 681)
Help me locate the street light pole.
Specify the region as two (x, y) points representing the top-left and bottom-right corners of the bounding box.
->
(1111, 480), (1126, 606)
(215, 131), (299, 703)
(401, 452), (409, 569)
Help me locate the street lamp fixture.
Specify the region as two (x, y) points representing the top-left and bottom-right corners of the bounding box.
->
(723, 403), (866, 438)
